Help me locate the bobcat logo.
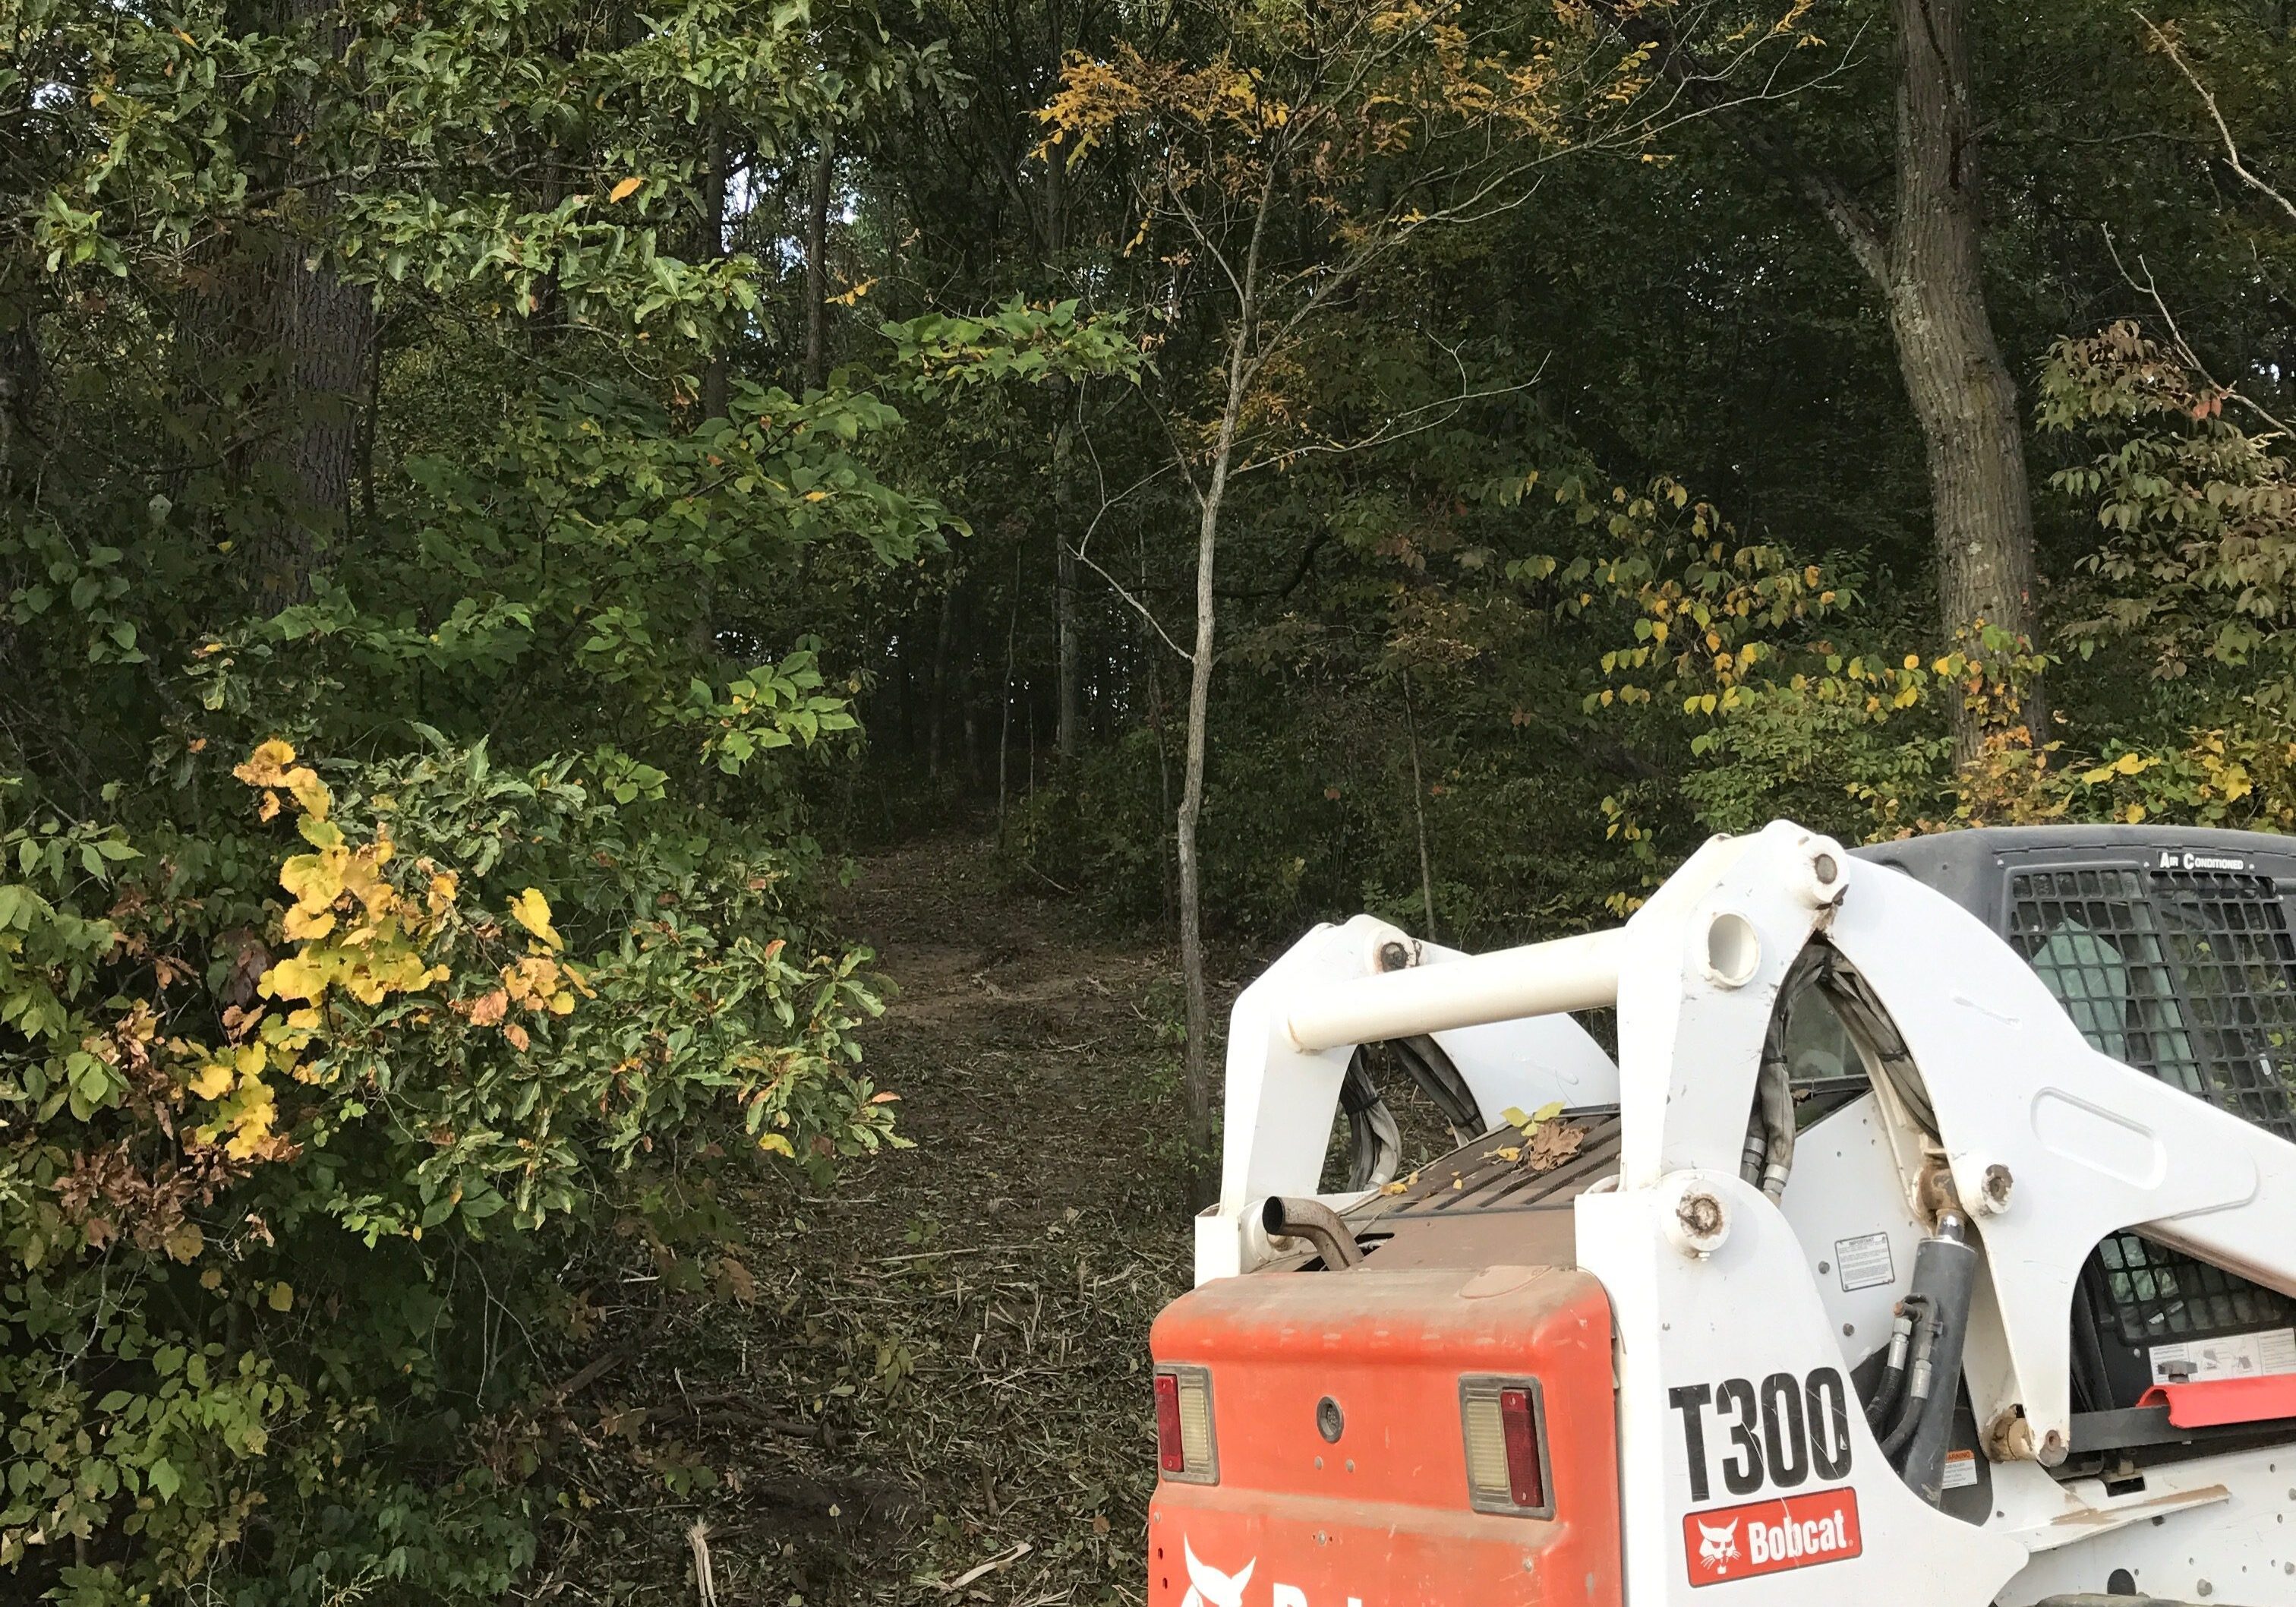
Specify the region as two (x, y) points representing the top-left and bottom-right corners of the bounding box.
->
(1695, 1518), (1741, 1574)
(1181, 1539), (1255, 1607)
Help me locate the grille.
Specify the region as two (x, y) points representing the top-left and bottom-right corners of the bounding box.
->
(2008, 867), (2296, 1139)
(1380, 1110), (1623, 1217)
(2009, 864), (2296, 1349)
(2095, 1230), (2289, 1347)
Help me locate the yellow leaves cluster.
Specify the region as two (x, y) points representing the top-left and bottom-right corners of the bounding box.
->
(2077, 750), (2156, 786)
(451, 889), (589, 1053)
(262, 818), (449, 1009)
(235, 738), (331, 822)
(502, 954), (587, 1018)
(1035, 44), (1288, 168)
(185, 1009), (317, 1160)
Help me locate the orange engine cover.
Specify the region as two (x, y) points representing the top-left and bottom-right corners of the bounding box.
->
(1148, 1263), (1620, 1607)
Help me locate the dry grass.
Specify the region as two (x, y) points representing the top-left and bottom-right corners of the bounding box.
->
(522, 835), (1199, 1605)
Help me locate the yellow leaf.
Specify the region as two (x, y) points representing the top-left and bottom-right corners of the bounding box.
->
(188, 1062), (234, 1100)
(164, 1221), (203, 1263)
(758, 1132), (793, 1157)
(2113, 750), (2149, 775)
(262, 952), (331, 1002)
(610, 175), (643, 202)
(287, 770), (332, 819)
(235, 738), (298, 786)
(509, 888), (563, 950)
(268, 1281), (294, 1311)
(283, 905), (336, 942)
(200, 1267), (223, 1290)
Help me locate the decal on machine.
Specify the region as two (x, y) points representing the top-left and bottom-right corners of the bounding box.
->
(1668, 1368), (1852, 1502)
(1180, 1539), (1362, 1607)
(1682, 1487), (1862, 1586)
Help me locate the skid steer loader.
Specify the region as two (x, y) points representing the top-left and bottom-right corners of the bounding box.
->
(1147, 822), (2296, 1607)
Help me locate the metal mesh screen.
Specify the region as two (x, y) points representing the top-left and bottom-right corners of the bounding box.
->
(2150, 872), (2296, 1139)
(2095, 1230), (2288, 1347)
(2009, 864), (2296, 1347)
(2008, 867), (2296, 1138)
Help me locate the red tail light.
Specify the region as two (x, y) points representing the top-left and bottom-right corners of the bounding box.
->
(1153, 1364), (1219, 1483)
(1462, 1375), (1552, 1517)
(1153, 1372), (1184, 1473)
(1500, 1387), (1545, 1509)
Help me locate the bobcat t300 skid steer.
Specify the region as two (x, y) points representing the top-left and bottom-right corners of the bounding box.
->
(1148, 822), (2296, 1607)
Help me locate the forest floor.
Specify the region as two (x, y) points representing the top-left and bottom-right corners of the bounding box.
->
(545, 834), (1203, 1605)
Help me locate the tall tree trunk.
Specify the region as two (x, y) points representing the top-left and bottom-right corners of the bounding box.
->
(1402, 671), (1438, 942)
(1886, 0), (2045, 763)
(690, 117), (730, 659)
(259, 0), (374, 608)
(700, 116), (730, 422)
(1620, 0), (2048, 764)
(1175, 175), (1274, 1213)
(998, 546), (1021, 842)
(925, 578), (958, 778)
(803, 132), (834, 391)
(1052, 384), (1082, 759)
(1046, 131), (1083, 762)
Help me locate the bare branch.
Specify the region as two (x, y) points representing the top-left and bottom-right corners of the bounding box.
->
(2103, 226), (2294, 440)
(2134, 9), (2296, 229)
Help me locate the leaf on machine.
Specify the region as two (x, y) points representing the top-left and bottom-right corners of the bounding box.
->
(1522, 1117), (1586, 1173)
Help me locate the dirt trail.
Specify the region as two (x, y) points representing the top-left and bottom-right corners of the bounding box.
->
(563, 835), (1194, 1605)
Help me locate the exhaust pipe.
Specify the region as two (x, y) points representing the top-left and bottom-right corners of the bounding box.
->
(1261, 1196), (1364, 1269)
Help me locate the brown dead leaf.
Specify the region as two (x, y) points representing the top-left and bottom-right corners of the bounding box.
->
(1523, 1119), (1587, 1173)
(458, 988), (509, 1027)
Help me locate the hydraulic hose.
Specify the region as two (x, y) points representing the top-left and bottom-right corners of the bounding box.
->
(1876, 1308), (1935, 1462)
(1896, 1211), (1980, 1504)
(1862, 1295), (1925, 1432)
(1339, 1050), (1403, 1190)
(1743, 949), (1824, 1201)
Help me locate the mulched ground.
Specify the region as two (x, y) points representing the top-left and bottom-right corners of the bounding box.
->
(530, 835), (1200, 1605)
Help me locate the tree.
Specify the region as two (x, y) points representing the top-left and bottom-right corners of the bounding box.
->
(1038, 0), (1831, 1202)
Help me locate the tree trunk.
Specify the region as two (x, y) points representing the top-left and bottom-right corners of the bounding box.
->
(700, 117), (730, 422)
(1052, 384), (1082, 759)
(925, 578), (958, 778)
(1625, 0), (2048, 764)
(1885, 0), (2045, 763)
(998, 547), (1022, 842)
(1175, 175), (1274, 1214)
(259, 0), (374, 608)
(1402, 671), (1438, 942)
(803, 132), (834, 392)
(1046, 131), (1083, 762)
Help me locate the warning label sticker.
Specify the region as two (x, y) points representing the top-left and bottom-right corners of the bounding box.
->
(1942, 1448), (1979, 1490)
(1832, 1233), (1896, 1293)
(2149, 1326), (2296, 1385)
(1684, 1487), (1862, 1587)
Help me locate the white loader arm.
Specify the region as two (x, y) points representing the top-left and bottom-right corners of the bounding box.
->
(1199, 913), (1619, 1282)
(1206, 818), (2296, 1456)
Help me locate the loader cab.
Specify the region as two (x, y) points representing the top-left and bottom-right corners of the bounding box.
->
(1857, 826), (2296, 1429)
